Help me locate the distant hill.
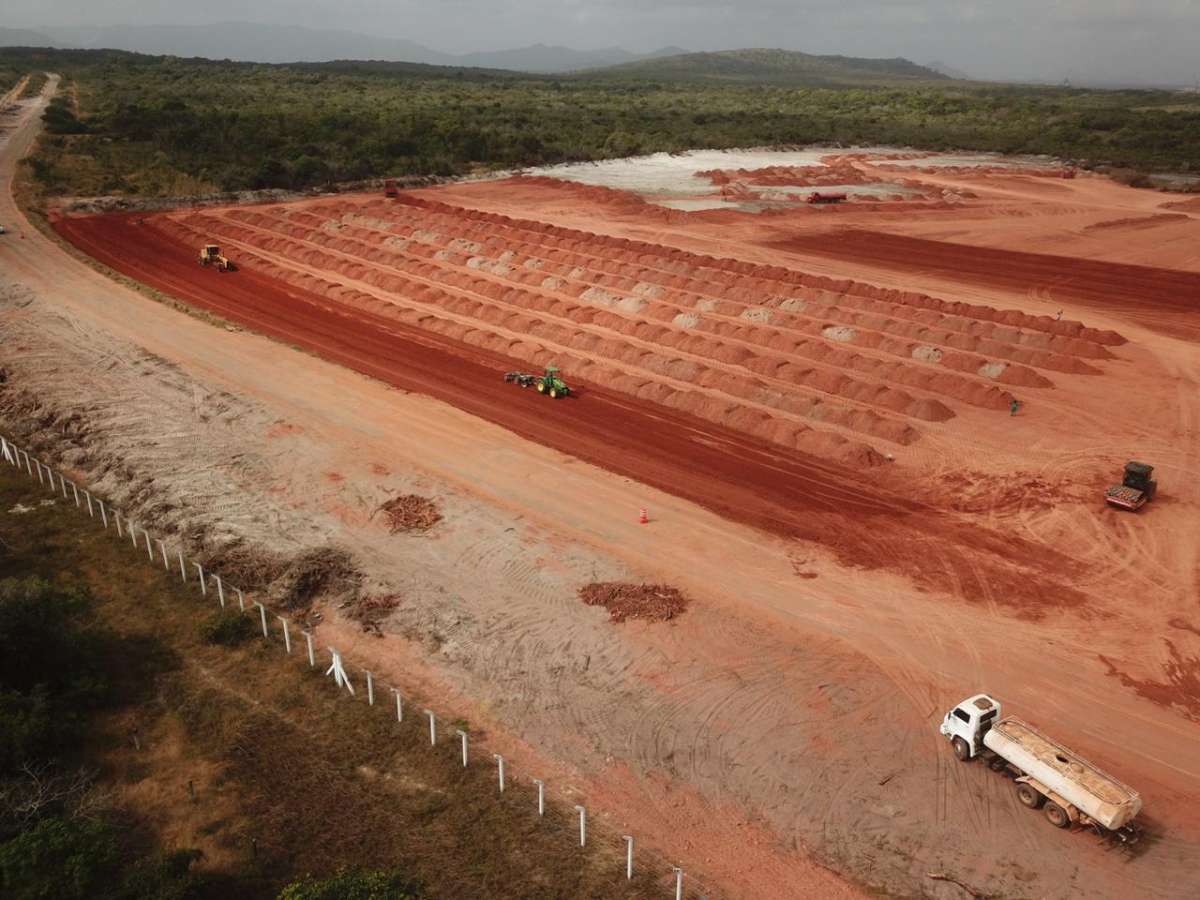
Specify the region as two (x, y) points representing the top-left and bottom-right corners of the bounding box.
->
(36, 23), (452, 66)
(457, 43), (687, 73)
(10, 23), (686, 73)
(925, 59), (972, 80)
(0, 27), (60, 48)
(584, 48), (952, 85)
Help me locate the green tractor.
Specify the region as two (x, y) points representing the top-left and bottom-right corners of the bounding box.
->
(504, 365), (572, 398)
(535, 366), (570, 399)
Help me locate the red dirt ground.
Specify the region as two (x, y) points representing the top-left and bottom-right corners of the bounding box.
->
(55, 211), (1094, 617)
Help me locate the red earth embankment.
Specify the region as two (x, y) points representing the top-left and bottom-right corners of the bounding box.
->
(776, 229), (1200, 341)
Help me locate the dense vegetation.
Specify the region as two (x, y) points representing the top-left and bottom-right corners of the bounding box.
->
(0, 577), (201, 899)
(3, 46), (1199, 198)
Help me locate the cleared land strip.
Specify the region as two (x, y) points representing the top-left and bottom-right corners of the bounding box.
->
(54, 211), (1096, 614)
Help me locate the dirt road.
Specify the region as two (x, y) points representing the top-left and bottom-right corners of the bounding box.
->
(5, 77), (1200, 900)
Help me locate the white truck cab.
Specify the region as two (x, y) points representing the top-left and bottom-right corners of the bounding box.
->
(939, 693), (1001, 761)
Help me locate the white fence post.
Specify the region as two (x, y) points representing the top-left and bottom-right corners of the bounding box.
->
(34, 459), (44, 485)
(425, 709), (436, 745)
(494, 754), (506, 792)
(533, 779), (545, 816)
(623, 836), (634, 879)
(23, 451), (33, 476)
(143, 529), (154, 561)
(278, 617), (292, 654)
(84, 490), (94, 517)
(114, 510), (123, 537)
(129, 522), (138, 548)
(255, 603), (268, 637)
(576, 806), (587, 847)
(60, 475), (69, 500)
(457, 729), (468, 767)
(673, 867), (684, 900)
(99, 500), (108, 529)
(194, 562), (205, 594)
(303, 631), (315, 667)
(157, 539), (169, 569)
(366, 671), (374, 706)
(214, 575), (225, 608)
(178, 550), (187, 581)
(392, 688), (403, 722)
(70, 481), (79, 507)
(235, 588), (245, 611)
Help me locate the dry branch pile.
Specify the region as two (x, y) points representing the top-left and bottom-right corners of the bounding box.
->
(346, 594), (402, 636)
(203, 541), (361, 611)
(579, 581), (690, 623)
(376, 494), (442, 533)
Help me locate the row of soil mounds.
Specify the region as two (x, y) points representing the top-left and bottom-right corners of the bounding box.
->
(389, 190), (1125, 349)
(310, 209), (1051, 399)
(156, 214), (893, 466)
(693, 161), (977, 204)
(333, 201), (1093, 377)
(297, 198), (1104, 381)
(171, 198), (1130, 452)
(201, 208), (971, 426)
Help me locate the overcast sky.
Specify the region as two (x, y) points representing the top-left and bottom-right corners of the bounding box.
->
(6, 0), (1200, 86)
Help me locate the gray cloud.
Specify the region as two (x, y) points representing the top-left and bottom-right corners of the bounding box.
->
(4, 0), (1199, 85)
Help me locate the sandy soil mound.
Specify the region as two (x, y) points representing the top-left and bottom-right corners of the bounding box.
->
(579, 581), (690, 623)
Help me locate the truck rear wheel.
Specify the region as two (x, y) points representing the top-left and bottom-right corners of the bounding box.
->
(1044, 801), (1070, 828)
(952, 737), (971, 761)
(1016, 783), (1044, 809)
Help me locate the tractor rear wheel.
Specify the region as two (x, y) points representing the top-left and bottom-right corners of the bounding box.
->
(549, 388), (559, 399)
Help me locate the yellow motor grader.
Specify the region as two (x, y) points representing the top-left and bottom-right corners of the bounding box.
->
(198, 243), (237, 272)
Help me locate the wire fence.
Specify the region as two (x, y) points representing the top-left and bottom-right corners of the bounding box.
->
(1, 431), (714, 899)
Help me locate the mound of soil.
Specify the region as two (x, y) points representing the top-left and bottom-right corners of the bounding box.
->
(579, 581), (690, 623)
(376, 494), (442, 532)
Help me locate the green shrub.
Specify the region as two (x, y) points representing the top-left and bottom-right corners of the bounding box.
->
(0, 578), (111, 772)
(277, 870), (424, 900)
(199, 610), (256, 647)
(0, 816), (119, 900)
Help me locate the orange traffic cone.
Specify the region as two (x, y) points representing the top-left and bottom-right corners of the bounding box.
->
(639, 508), (648, 524)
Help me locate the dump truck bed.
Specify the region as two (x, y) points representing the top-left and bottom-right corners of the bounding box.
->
(985, 717), (1141, 830)
(1105, 485), (1146, 510)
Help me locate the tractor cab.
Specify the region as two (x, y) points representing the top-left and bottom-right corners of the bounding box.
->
(201, 244), (220, 261)
(1122, 462), (1155, 493)
(535, 366), (570, 399)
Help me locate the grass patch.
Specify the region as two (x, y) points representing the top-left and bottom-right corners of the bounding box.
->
(0, 463), (671, 898)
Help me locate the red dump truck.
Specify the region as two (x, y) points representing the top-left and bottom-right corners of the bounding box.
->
(384, 178), (398, 198)
(806, 191), (848, 204)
